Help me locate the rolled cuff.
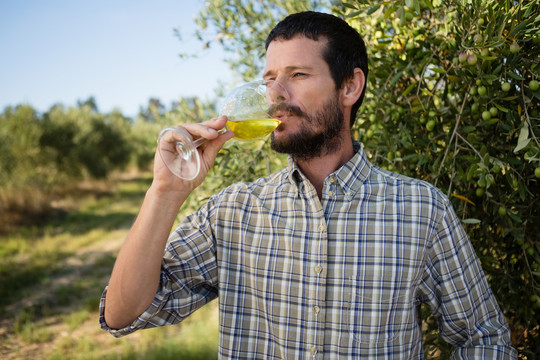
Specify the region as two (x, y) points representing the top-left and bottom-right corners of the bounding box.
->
(98, 285), (168, 338)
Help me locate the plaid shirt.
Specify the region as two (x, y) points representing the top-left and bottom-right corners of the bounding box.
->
(100, 142), (516, 359)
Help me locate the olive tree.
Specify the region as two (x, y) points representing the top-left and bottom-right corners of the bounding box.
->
(345, 1), (539, 357)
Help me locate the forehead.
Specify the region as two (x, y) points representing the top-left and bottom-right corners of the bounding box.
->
(264, 35), (329, 75)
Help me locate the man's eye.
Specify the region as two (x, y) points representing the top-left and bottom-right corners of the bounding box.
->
(292, 73), (307, 78)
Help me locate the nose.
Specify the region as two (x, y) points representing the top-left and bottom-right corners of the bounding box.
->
(265, 80), (290, 105)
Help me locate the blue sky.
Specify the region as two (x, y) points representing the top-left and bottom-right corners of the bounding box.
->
(0, 0), (233, 117)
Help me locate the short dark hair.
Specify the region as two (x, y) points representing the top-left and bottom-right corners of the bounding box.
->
(265, 11), (368, 127)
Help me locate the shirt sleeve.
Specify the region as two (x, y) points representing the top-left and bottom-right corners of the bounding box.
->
(99, 204), (219, 338)
(419, 199), (517, 359)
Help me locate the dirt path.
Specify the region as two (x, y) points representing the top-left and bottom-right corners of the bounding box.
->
(0, 227), (128, 359)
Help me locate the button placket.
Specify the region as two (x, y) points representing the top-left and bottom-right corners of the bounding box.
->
(304, 193), (326, 359)
(326, 176), (336, 198)
(309, 221), (325, 359)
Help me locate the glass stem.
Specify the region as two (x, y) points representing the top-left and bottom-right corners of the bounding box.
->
(191, 128), (228, 149)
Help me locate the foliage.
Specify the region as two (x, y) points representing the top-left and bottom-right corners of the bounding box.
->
(344, 1), (539, 357)
(0, 101), (131, 226)
(191, 0), (539, 358)
(1, 105), (55, 220)
(41, 105), (133, 179)
(1, 102), (132, 188)
(190, 0), (333, 80)
(0, 95), (217, 228)
(0, 105), (44, 185)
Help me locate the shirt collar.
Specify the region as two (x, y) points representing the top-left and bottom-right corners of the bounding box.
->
(285, 141), (372, 197)
(334, 141), (371, 198)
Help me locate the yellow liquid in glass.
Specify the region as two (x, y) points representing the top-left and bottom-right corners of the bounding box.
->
(226, 119), (281, 141)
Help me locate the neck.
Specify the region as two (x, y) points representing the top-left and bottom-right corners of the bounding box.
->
(296, 134), (355, 199)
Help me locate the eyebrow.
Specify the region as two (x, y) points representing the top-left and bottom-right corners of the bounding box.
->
(263, 65), (314, 78)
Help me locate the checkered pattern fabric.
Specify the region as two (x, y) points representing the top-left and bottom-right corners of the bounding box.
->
(100, 142), (516, 359)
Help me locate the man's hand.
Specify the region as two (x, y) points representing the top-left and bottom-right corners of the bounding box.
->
(153, 116), (235, 196)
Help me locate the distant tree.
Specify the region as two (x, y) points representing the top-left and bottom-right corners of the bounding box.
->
(0, 105), (43, 186)
(39, 112), (80, 178)
(139, 98), (166, 123)
(39, 103), (133, 179)
(76, 117), (132, 178)
(77, 96), (99, 112)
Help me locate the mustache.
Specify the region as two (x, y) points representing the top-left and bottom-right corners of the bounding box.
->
(268, 102), (305, 118)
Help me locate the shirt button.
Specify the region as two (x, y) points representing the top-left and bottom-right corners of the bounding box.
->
(314, 265), (323, 274)
(328, 176), (335, 184)
(327, 190), (335, 197)
(313, 305), (320, 314)
(317, 224), (326, 232)
(346, 190), (353, 197)
(310, 347), (318, 355)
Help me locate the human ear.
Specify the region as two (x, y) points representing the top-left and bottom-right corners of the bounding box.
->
(341, 68), (365, 107)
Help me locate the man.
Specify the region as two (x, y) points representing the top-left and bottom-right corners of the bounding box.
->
(100, 11), (516, 359)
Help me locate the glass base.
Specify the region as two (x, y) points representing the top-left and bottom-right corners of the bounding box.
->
(158, 127), (201, 180)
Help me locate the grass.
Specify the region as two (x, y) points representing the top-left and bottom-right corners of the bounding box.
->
(0, 172), (219, 359)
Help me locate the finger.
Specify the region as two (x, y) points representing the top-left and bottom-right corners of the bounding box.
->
(159, 127), (192, 145)
(203, 115), (228, 130)
(183, 116), (229, 141)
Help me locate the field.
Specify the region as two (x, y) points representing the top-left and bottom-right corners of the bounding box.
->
(0, 173), (219, 359)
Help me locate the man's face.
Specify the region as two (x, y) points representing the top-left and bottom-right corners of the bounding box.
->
(263, 36), (346, 160)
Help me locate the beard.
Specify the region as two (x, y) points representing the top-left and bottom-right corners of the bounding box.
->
(269, 93), (344, 161)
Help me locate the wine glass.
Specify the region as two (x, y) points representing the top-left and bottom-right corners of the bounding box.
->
(157, 80), (286, 180)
